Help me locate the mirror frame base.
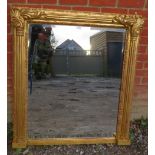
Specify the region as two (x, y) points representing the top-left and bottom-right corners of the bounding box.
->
(12, 141), (27, 149)
(117, 139), (131, 145)
(12, 138), (131, 148)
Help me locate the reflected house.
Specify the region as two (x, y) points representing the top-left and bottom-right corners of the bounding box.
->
(53, 39), (104, 75)
(55, 39), (86, 55)
(90, 30), (125, 77)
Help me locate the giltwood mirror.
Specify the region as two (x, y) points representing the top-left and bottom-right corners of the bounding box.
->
(10, 7), (144, 148)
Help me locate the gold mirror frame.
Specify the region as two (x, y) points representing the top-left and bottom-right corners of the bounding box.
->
(10, 6), (144, 148)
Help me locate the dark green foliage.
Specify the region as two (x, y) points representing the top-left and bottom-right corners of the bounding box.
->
(14, 148), (23, 155)
(129, 117), (148, 143)
(7, 122), (13, 144)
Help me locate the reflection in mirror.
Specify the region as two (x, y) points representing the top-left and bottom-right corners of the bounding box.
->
(28, 24), (126, 139)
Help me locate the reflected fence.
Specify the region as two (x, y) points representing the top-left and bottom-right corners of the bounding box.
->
(52, 49), (106, 76)
(53, 49), (104, 56)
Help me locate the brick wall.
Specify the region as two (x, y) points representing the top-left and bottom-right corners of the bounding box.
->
(7, 0), (148, 121)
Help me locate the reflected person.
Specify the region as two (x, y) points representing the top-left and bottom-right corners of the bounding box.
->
(32, 32), (53, 79)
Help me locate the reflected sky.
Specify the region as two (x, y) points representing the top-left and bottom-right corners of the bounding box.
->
(50, 25), (101, 50)
(29, 24), (126, 51)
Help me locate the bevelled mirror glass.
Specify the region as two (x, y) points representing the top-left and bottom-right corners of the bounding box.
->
(28, 24), (125, 139)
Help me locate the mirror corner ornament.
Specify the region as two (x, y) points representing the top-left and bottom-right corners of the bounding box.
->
(11, 7), (47, 35)
(113, 14), (144, 37)
(11, 7), (24, 35)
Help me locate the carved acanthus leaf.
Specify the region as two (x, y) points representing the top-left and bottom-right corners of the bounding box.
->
(11, 7), (24, 28)
(11, 7), (47, 28)
(113, 14), (144, 37)
(20, 8), (47, 20)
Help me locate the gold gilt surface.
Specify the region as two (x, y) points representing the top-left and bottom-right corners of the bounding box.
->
(10, 7), (144, 148)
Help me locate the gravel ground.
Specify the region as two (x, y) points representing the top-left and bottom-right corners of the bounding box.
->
(28, 77), (120, 138)
(8, 118), (148, 155)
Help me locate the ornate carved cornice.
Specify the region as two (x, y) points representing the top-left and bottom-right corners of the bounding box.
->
(11, 7), (25, 35)
(11, 7), (47, 35)
(19, 8), (47, 20)
(11, 7), (144, 38)
(113, 14), (144, 37)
